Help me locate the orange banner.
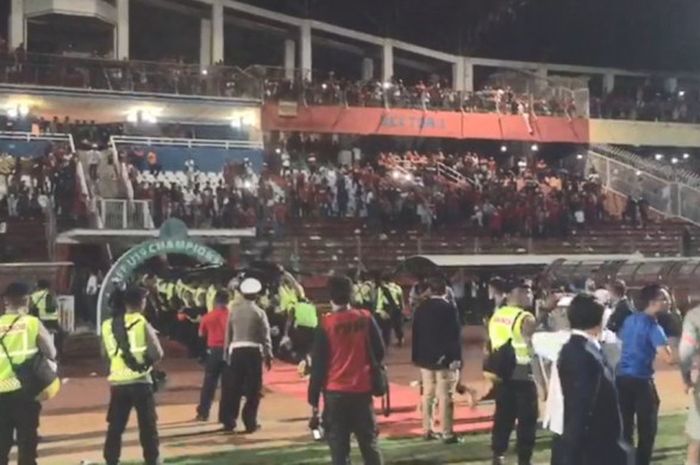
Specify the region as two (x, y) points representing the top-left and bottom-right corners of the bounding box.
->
(262, 104), (590, 143)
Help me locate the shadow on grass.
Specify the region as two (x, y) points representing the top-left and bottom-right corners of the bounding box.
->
(124, 415), (687, 465)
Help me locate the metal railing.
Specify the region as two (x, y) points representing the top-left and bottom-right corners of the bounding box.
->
(0, 52), (263, 100)
(587, 149), (700, 225)
(110, 135), (263, 150)
(97, 199), (154, 229)
(0, 130), (75, 152)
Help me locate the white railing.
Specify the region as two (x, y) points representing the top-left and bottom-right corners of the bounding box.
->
(110, 135), (264, 150)
(587, 149), (700, 226)
(436, 161), (470, 186)
(97, 199), (155, 229)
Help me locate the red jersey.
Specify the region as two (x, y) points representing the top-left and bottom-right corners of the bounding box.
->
(321, 309), (373, 394)
(199, 307), (228, 349)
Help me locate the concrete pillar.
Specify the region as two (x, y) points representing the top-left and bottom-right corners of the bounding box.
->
(452, 58), (465, 92)
(361, 57), (374, 81)
(603, 72), (615, 95)
(284, 39), (295, 80)
(300, 20), (312, 80)
(382, 39), (393, 83)
(9, 0), (25, 50)
(115, 0), (129, 59)
(211, 0), (224, 64)
(200, 18), (212, 68)
(464, 60), (474, 92)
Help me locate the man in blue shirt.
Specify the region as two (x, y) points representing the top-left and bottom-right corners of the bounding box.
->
(616, 284), (673, 465)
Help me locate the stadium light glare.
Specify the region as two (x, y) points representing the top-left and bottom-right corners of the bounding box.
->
(18, 104), (29, 117)
(576, 154), (584, 160)
(392, 170), (401, 180)
(635, 170), (642, 176)
(531, 144), (539, 152)
(500, 145), (508, 153)
(684, 153), (690, 159)
(655, 153), (664, 161)
(275, 148), (282, 155)
(672, 157), (679, 165)
(201, 69), (208, 76)
(679, 90), (686, 97)
(382, 82), (392, 90)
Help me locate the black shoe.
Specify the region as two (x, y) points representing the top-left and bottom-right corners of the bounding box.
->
(492, 456), (506, 465)
(443, 435), (463, 445)
(195, 414), (209, 422)
(221, 425), (235, 434)
(244, 424), (261, 434)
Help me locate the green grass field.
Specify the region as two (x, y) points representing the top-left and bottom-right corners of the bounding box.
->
(137, 414), (688, 465)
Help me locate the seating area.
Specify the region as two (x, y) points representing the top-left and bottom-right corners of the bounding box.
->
(268, 218), (695, 278)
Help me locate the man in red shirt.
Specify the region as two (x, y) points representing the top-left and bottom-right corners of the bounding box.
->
(308, 275), (384, 465)
(195, 290), (229, 422)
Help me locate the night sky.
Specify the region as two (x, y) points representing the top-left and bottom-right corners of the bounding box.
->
(240, 0), (700, 72)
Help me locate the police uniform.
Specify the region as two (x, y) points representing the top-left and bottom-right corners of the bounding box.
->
(102, 294), (163, 465)
(289, 299), (318, 361)
(30, 286), (62, 357)
(374, 281), (404, 346)
(0, 283), (56, 465)
(220, 278), (272, 433)
(488, 304), (538, 465)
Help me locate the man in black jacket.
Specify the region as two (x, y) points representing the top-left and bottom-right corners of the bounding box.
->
(606, 279), (633, 334)
(554, 294), (633, 465)
(411, 277), (464, 444)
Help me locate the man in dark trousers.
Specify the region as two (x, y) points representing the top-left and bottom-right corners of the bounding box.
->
(308, 275), (385, 465)
(0, 282), (57, 465)
(488, 280), (537, 465)
(102, 286), (164, 465)
(554, 294), (633, 465)
(412, 276), (464, 443)
(616, 284), (672, 465)
(220, 278), (272, 433)
(606, 279), (634, 334)
(195, 291), (230, 422)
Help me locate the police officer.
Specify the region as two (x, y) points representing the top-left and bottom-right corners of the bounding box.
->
(220, 278), (272, 433)
(488, 280), (537, 465)
(283, 296), (318, 374)
(29, 280), (62, 359)
(102, 286), (163, 465)
(0, 282), (56, 465)
(374, 272), (404, 347)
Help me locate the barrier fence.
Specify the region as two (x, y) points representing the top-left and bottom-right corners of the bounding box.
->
(97, 199), (154, 229)
(587, 150), (700, 225)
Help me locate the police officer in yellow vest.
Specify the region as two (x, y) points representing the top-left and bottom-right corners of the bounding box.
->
(29, 280), (63, 359)
(102, 286), (164, 465)
(487, 279), (537, 465)
(0, 282), (56, 465)
(374, 272), (405, 347)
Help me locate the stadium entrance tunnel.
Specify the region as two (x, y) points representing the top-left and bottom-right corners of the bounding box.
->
(96, 219), (225, 333)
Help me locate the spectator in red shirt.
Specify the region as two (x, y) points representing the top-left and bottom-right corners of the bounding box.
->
(195, 290), (229, 422)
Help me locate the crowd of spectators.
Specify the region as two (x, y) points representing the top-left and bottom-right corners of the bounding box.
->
(592, 87), (700, 123)
(0, 144), (81, 224)
(120, 143), (622, 239)
(265, 73), (579, 117)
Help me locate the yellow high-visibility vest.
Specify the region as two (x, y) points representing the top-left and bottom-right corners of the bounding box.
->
(375, 283), (402, 319)
(102, 313), (151, 384)
(488, 305), (531, 365)
(31, 290), (58, 322)
(0, 314), (39, 394)
(206, 286), (217, 312)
